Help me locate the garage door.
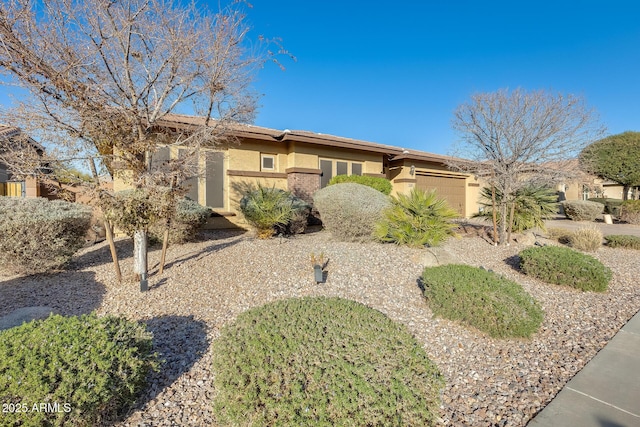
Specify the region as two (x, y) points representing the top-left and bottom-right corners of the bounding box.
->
(415, 174), (466, 216)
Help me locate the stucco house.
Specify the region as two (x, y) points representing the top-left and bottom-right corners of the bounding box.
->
(0, 125), (43, 198)
(112, 114), (482, 229)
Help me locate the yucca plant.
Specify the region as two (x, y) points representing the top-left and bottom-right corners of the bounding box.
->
(374, 188), (458, 247)
(474, 186), (558, 233)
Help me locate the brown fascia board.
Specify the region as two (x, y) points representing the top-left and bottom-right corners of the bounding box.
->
(157, 114), (465, 159)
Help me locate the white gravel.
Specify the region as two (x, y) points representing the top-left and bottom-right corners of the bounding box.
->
(1, 226), (639, 426)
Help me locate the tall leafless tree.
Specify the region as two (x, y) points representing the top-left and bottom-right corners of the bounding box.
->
(449, 88), (605, 245)
(0, 0), (287, 287)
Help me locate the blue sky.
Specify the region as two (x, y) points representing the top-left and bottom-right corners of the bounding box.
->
(243, 1), (640, 155)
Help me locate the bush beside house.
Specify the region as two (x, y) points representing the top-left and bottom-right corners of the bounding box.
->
(0, 196), (91, 275)
(239, 186), (311, 238)
(327, 174), (392, 195)
(313, 183), (390, 242)
(561, 200), (604, 221)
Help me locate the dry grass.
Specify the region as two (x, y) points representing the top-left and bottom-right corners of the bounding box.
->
(569, 225), (603, 252)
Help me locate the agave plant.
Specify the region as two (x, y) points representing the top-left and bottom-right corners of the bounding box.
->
(374, 188), (458, 247)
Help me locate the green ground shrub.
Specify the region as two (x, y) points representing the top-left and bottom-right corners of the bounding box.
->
(561, 200), (604, 221)
(375, 188), (458, 247)
(620, 200), (640, 224)
(588, 198), (623, 217)
(519, 246), (611, 292)
(421, 265), (543, 338)
(0, 313), (158, 427)
(239, 185), (310, 238)
(212, 297), (443, 426)
(475, 186), (558, 232)
(314, 182), (390, 241)
(605, 234), (640, 250)
(0, 196), (91, 275)
(150, 198), (210, 243)
(327, 174), (392, 195)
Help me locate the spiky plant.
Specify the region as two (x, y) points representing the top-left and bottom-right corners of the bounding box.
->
(474, 186), (558, 232)
(374, 188), (458, 247)
(239, 186), (294, 238)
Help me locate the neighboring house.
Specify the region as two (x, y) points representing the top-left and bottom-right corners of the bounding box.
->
(0, 125), (43, 198)
(113, 114), (483, 229)
(555, 160), (637, 201)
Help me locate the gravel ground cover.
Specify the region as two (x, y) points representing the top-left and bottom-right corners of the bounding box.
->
(1, 226), (639, 426)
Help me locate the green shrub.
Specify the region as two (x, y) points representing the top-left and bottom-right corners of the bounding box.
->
(561, 200), (604, 221)
(588, 198), (623, 217)
(475, 186), (558, 232)
(568, 225), (603, 252)
(421, 265), (543, 338)
(0, 197), (92, 275)
(239, 185), (310, 238)
(519, 246), (611, 292)
(605, 234), (640, 250)
(620, 200), (640, 224)
(374, 188), (458, 247)
(212, 297), (443, 426)
(0, 313), (158, 427)
(150, 198), (210, 244)
(313, 183), (390, 241)
(327, 174), (392, 195)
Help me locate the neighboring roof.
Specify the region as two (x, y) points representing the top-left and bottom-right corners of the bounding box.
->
(156, 113), (457, 165)
(0, 124), (45, 153)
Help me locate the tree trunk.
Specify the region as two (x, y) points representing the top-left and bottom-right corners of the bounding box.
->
(133, 230), (148, 291)
(491, 184), (498, 245)
(507, 201), (516, 245)
(159, 227), (169, 274)
(104, 220), (122, 283)
(623, 185), (630, 201)
(498, 201), (508, 245)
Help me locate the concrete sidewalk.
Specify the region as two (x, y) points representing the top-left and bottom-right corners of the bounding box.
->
(527, 309), (640, 427)
(544, 216), (640, 238)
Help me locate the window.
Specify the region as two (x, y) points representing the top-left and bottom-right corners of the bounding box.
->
(319, 159), (365, 187)
(261, 154), (276, 171)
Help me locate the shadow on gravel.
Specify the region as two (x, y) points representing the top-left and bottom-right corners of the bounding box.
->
(71, 238), (134, 270)
(504, 255), (522, 272)
(131, 315), (209, 411)
(0, 270), (105, 318)
(155, 233), (245, 272)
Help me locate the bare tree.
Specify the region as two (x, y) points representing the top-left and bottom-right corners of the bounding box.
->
(449, 88), (604, 245)
(0, 0), (286, 288)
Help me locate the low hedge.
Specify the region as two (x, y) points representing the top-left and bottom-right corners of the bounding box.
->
(605, 234), (640, 250)
(0, 197), (92, 275)
(327, 174), (392, 195)
(421, 264), (543, 338)
(212, 297), (443, 426)
(0, 313), (158, 426)
(561, 200), (604, 221)
(588, 198), (623, 217)
(150, 198), (210, 243)
(519, 245), (611, 292)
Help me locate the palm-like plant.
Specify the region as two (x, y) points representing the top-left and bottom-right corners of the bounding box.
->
(239, 186), (294, 239)
(375, 188), (459, 247)
(474, 186), (558, 233)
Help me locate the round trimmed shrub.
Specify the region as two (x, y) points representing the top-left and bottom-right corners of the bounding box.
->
(239, 186), (311, 238)
(0, 313), (158, 426)
(327, 174), (392, 195)
(561, 200), (604, 221)
(421, 264), (543, 338)
(0, 196), (92, 275)
(150, 198), (211, 243)
(519, 245), (612, 292)
(212, 297), (444, 426)
(620, 200), (640, 224)
(313, 182), (391, 241)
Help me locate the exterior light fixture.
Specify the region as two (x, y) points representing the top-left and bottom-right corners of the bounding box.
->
(410, 165), (415, 176)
